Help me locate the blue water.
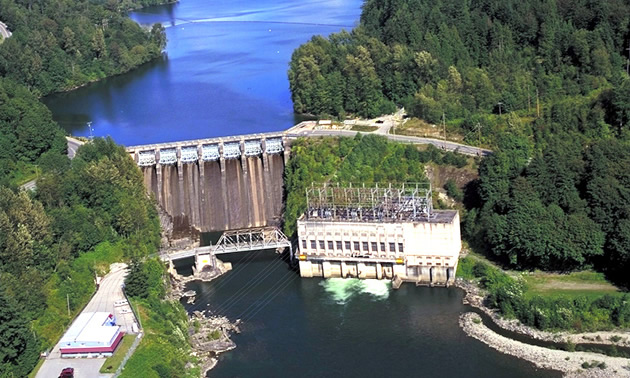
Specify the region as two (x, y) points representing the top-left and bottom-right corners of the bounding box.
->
(182, 251), (559, 377)
(43, 0), (362, 146)
(46, 1), (561, 376)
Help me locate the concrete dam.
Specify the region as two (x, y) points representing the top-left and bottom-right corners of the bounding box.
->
(126, 133), (289, 235)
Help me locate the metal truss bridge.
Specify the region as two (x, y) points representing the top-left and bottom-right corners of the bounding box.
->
(162, 227), (292, 265)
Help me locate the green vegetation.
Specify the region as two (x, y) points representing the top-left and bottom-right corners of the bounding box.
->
(521, 271), (619, 299)
(290, 0), (630, 135)
(459, 257), (630, 332)
(443, 178), (463, 202)
(291, 0), (630, 293)
(0, 286), (39, 377)
(119, 298), (198, 378)
(0, 0), (166, 96)
(582, 361), (607, 370)
(351, 125), (378, 132)
(100, 334), (137, 374)
(0, 78), (67, 188)
(283, 133), (469, 236)
(208, 329), (222, 340)
(26, 358), (44, 378)
(118, 257), (198, 376)
(0, 138), (160, 375)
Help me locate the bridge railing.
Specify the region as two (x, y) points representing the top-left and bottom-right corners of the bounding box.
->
(161, 227), (292, 262)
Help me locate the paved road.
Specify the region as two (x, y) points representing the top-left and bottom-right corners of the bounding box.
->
(293, 129), (492, 156)
(0, 21), (11, 40)
(20, 137), (85, 192)
(67, 137), (84, 159)
(36, 264), (138, 378)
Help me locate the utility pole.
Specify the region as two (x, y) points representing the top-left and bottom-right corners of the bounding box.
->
(527, 83), (531, 115)
(536, 88), (540, 118)
(67, 294), (70, 317)
(497, 102), (503, 117)
(476, 122), (482, 145)
(442, 112), (446, 141)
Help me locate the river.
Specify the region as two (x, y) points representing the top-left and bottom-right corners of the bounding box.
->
(45, 1), (558, 376)
(180, 251), (557, 377)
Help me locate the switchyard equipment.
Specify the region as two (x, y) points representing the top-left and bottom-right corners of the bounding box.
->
(305, 182), (433, 222)
(297, 183), (461, 286)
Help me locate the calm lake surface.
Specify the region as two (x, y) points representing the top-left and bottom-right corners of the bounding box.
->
(44, 0), (360, 145)
(47, 1), (559, 375)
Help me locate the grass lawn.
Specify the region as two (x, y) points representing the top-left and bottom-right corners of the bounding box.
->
(27, 358), (45, 378)
(351, 125), (378, 132)
(520, 271), (622, 300)
(99, 334), (137, 374)
(393, 117), (466, 141)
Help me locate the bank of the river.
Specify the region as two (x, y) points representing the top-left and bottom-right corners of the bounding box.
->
(460, 312), (630, 377)
(169, 260), (239, 377)
(455, 279), (630, 349)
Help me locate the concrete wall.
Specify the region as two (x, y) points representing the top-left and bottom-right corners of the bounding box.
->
(141, 154), (285, 234)
(296, 211), (461, 285)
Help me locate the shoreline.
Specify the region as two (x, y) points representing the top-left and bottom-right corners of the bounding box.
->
(460, 312), (630, 377)
(454, 279), (630, 348)
(170, 261), (238, 377)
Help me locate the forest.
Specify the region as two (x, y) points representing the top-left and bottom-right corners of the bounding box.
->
(283, 133), (468, 237)
(0, 0), (173, 375)
(290, 0), (630, 126)
(290, 0), (630, 288)
(0, 138), (161, 376)
(0, 0), (166, 95)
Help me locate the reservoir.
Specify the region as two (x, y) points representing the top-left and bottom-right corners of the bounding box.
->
(43, 0), (361, 145)
(45, 0), (558, 376)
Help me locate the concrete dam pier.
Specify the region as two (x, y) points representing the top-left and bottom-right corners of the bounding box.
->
(127, 133), (289, 234)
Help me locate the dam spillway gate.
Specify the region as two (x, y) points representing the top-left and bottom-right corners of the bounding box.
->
(127, 133), (289, 235)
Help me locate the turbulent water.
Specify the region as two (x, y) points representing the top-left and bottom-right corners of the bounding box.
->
(321, 278), (391, 303)
(181, 251), (558, 378)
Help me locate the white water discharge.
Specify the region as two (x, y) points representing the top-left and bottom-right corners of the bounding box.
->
(321, 278), (390, 304)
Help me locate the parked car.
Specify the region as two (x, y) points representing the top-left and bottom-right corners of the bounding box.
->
(59, 367), (74, 378)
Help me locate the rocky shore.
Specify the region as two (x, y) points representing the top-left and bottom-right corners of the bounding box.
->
(460, 312), (630, 377)
(189, 311), (240, 377)
(455, 279), (630, 348)
(168, 258), (237, 377)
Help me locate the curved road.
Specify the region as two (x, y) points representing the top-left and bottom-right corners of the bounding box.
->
(0, 21), (11, 40)
(291, 129), (492, 156)
(20, 137), (85, 192)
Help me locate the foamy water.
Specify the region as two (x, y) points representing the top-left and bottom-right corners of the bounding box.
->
(320, 278), (390, 304)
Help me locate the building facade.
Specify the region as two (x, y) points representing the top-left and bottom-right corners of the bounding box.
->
(296, 184), (461, 286)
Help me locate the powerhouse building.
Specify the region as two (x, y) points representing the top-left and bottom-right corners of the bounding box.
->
(297, 183), (461, 285)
